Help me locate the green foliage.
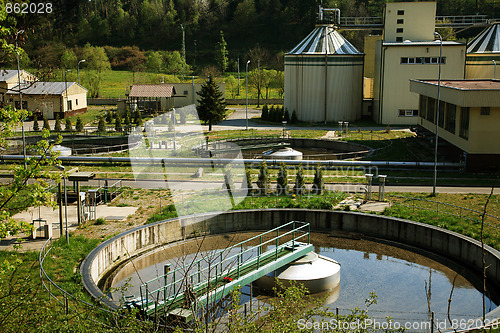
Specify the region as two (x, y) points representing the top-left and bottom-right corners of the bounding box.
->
(196, 76), (227, 131)
(283, 108), (290, 122)
(261, 104), (269, 120)
(75, 116), (84, 132)
(94, 217), (106, 225)
(276, 162), (288, 195)
(257, 161), (269, 195)
(64, 117), (73, 132)
(60, 49), (77, 69)
(54, 114), (62, 132)
(124, 109), (131, 127)
(216, 30), (228, 74)
(245, 167), (253, 192)
(115, 113), (123, 132)
(294, 165), (306, 195)
(97, 115), (106, 133)
(82, 43), (111, 73)
(105, 110), (113, 123)
(83, 70), (103, 98)
(146, 204), (178, 224)
(42, 116), (50, 131)
(312, 164), (324, 195)
(32, 114), (39, 131)
(291, 110), (298, 124)
(134, 110), (143, 126)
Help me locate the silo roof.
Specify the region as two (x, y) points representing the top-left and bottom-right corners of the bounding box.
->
(467, 23), (500, 53)
(288, 25), (362, 55)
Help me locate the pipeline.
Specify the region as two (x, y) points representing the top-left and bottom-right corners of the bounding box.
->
(0, 154), (463, 169)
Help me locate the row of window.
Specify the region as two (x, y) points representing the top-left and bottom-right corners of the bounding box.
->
(398, 109), (418, 117)
(419, 96), (471, 139)
(401, 57), (446, 64)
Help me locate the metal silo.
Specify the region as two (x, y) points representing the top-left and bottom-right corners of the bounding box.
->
(466, 23), (500, 79)
(284, 23), (364, 123)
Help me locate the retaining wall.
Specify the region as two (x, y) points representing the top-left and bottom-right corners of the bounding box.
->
(81, 209), (500, 321)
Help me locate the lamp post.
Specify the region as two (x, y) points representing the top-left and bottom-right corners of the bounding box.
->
(432, 31), (443, 196)
(55, 165), (69, 244)
(246, 60), (250, 131)
(16, 29), (27, 170)
(492, 60), (497, 79)
(77, 59), (86, 85)
(64, 69), (71, 116)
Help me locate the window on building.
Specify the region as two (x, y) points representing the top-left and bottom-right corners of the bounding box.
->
(396, 28), (403, 33)
(397, 19), (404, 24)
(397, 10), (405, 15)
(427, 97), (436, 123)
(398, 109), (418, 117)
(183, 90), (189, 95)
(445, 104), (456, 134)
(419, 95), (427, 119)
(438, 102), (445, 128)
(480, 107), (490, 115)
(459, 107), (469, 139)
(67, 100), (72, 111)
(401, 57), (408, 64)
(75, 99), (78, 106)
(400, 57), (446, 65)
(396, 37), (403, 42)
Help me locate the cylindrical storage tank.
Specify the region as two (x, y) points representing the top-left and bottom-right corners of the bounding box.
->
(466, 23), (500, 79)
(284, 25), (364, 123)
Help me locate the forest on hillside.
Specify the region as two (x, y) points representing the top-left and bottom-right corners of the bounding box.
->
(2, 0), (499, 74)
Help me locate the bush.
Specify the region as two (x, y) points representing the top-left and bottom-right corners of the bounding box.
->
(75, 116), (84, 132)
(54, 114), (62, 132)
(312, 164), (324, 194)
(94, 217), (106, 225)
(105, 110), (113, 123)
(32, 114), (39, 131)
(291, 110), (298, 124)
(64, 117), (72, 132)
(97, 115), (106, 132)
(283, 108), (290, 122)
(276, 162), (288, 195)
(257, 161), (269, 195)
(294, 165), (306, 195)
(42, 117), (50, 131)
(115, 113), (122, 132)
(261, 104), (269, 120)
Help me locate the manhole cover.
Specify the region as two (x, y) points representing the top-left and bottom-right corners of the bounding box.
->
(106, 216), (126, 221)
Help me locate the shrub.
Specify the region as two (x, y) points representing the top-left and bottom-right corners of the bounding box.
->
(257, 161), (269, 195)
(54, 114), (62, 132)
(291, 110), (298, 124)
(312, 164), (324, 194)
(294, 165), (306, 195)
(94, 217), (106, 225)
(261, 104), (269, 120)
(75, 116), (84, 132)
(32, 114), (39, 131)
(276, 162), (288, 195)
(115, 113), (122, 132)
(97, 115), (106, 133)
(42, 117), (50, 131)
(105, 110), (113, 123)
(64, 117), (72, 132)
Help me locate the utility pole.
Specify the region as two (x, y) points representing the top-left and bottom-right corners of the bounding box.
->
(181, 24), (186, 63)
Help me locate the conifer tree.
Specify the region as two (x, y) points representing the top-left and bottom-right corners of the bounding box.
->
(312, 164), (324, 195)
(294, 165), (305, 195)
(75, 116), (84, 132)
(106, 110), (113, 123)
(42, 116), (50, 131)
(65, 117), (72, 132)
(32, 114), (39, 131)
(261, 104), (269, 120)
(276, 162), (288, 195)
(257, 161), (269, 195)
(197, 76), (226, 131)
(54, 114), (62, 132)
(97, 115), (106, 133)
(115, 113), (122, 132)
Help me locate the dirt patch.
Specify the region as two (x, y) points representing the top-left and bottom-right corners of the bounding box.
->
(73, 188), (172, 240)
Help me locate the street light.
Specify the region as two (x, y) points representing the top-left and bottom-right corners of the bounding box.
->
(77, 59), (86, 85)
(15, 29), (27, 170)
(492, 60), (497, 79)
(64, 69), (71, 116)
(432, 31), (443, 196)
(246, 60), (250, 131)
(55, 164), (69, 244)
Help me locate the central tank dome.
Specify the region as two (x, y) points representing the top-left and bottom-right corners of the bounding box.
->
(284, 25), (363, 123)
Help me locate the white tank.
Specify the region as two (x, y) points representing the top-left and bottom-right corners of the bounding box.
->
(263, 147), (303, 160)
(284, 25), (363, 122)
(255, 251), (341, 293)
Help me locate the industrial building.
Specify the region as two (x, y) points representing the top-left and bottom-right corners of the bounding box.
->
(373, 2), (466, 125)
(284, 22), (364, 123)
(1, 69), (87, 119)
(410, 79), (500, 171)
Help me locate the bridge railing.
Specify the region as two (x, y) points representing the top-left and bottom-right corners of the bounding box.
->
(139, 221), (310, 312)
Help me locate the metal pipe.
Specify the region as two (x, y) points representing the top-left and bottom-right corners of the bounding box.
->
(0, 154), (463, 168)
(432, 32), (443, 196)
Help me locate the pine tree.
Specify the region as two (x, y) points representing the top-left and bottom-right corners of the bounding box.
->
(124, 109), (131, 127)
(256, 161), (269, 195)
(276, 162), (288, 195)
(54, 114), (62, 132)
(65, 117), (72, 132)
(98, 115), (106, 133)
(312, 164), (324, 195)
(115, 113), (122, 132)
(134, 110), (143, 126)
(284, 108), (290, 122)
(197, 76), (226, 131)
(106, 110), (113, 123)
(75, 116), (84, 132)
(245, 167), (253, 193)
(291, 110), (298, 124)
(261, 104), (269, 120)
(42, 116), (50, 131)
(295, 165), (305, 195)
(32, 114), (39, 131)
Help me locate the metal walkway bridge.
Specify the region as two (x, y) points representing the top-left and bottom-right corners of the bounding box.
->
(336, 15), (489, 30)
(130, 221), (313, 320)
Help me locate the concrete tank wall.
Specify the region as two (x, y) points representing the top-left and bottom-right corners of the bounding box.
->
(81, 209), (500, 321)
